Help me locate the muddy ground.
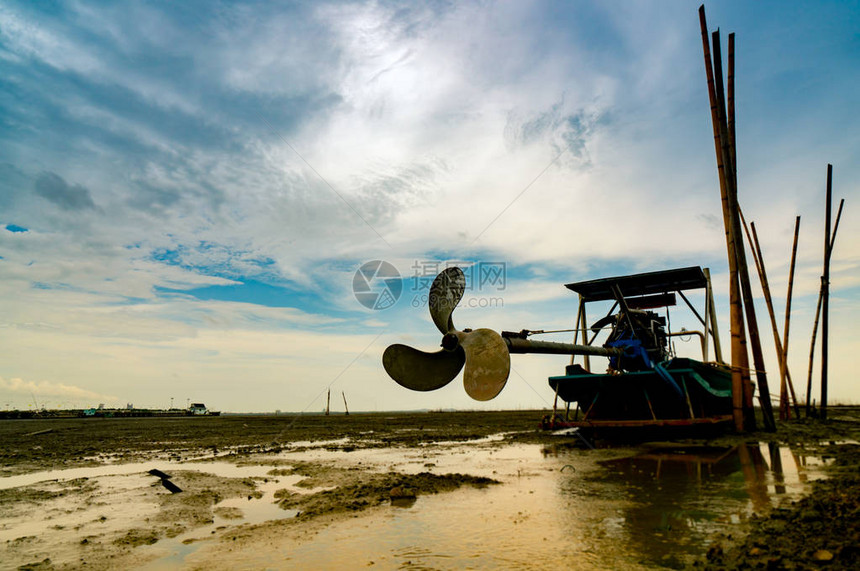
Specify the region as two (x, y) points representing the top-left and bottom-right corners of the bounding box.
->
(0, 411), (546, 478)
(1, 408), (859, 570)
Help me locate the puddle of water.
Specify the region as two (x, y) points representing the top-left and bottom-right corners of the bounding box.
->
(284, 437), (352, 449)
(261, 481), (595, 570)
(268, 436), (531, 477)
(416, 431), (520, 447)
(0, 460), (287, 490)
(137, 475), (302, 570)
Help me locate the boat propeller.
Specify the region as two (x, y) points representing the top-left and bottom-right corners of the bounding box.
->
(382, 267), (628, 401)
(382, 267), (511, 401)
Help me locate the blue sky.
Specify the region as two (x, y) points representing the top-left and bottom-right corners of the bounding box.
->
(1, 0), (858, 412)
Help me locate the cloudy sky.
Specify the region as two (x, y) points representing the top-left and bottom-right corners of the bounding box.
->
(1, 0), (857, 413)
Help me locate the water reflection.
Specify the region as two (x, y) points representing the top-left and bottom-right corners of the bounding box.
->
(566, 442), (827, 568)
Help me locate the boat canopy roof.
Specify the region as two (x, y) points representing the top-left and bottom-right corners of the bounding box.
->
(564, 266), (707, 302)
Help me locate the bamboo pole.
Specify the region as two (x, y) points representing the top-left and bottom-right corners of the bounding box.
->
(783, 216), (801, 418)
(341, 391), (349, 415)
(805, 287), (824, 416)
(727, 33), (737, 182)
(699, 7), (745, 432)
(715, 28), (772, 430)
(726, 31), (775, 429)
(806, 198), (845, 417)
(716, 30), (755, 424)
(831, 199), (845, 251)
(711, 33), (755, 424)
(742, 217), (791, 419)
(821, 164), (832, 420)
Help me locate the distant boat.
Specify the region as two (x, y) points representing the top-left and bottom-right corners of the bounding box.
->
(188, 403), (220, 416)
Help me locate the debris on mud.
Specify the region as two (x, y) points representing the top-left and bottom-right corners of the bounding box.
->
(275, 471), (498, 519)
(114, 527), (159, 547)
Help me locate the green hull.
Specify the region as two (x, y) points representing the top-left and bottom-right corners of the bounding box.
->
(547, 358), (734, 428)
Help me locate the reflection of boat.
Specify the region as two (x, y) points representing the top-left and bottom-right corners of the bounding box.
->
(582, 443), (776, 567)
(541, 267), (735, 438)
(599, 445), (742, 488)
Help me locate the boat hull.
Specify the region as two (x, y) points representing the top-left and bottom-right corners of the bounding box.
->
(544, 358), (734, 436)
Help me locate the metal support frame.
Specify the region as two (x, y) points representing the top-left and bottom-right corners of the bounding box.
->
(703, 268), (724, 363)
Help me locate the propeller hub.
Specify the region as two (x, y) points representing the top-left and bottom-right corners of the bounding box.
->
(441, 333), (460, 351)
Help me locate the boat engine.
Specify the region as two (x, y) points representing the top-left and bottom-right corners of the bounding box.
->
(593, 309), (669, 372)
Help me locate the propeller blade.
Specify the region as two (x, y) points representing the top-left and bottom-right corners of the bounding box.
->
(459, 328), (510, 401)
(383, 344), (466, 392)
(429, 267), (466, 334)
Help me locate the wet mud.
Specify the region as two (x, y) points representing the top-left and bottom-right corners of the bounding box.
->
(274, 468), (498, 518)
(1, 408), (858, 569)
(0, 411), (542, 477)
(695, 437), (860, 570)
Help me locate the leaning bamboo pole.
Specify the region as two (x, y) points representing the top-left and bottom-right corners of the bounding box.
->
(699, 7), (747, 432)
(831, 198), (845, 255)
(742, 217), (797, 419)
(783, 216), (801, 418)
(739, 216), (779, 412)
(805, 287), (824, 416)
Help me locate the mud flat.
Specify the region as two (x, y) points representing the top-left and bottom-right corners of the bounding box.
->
(1, 409), (859, 569)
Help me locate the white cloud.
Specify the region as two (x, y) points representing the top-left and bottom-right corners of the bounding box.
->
(0, 375), (117, 404)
